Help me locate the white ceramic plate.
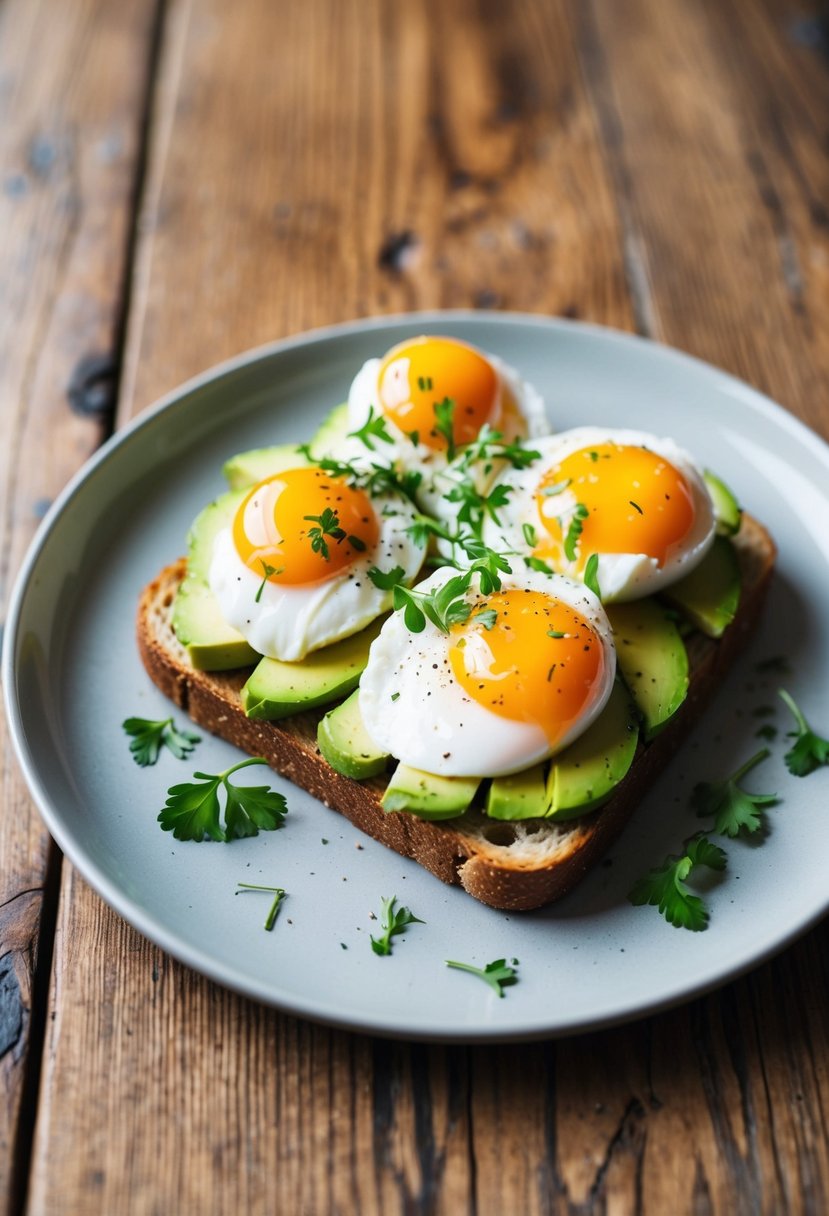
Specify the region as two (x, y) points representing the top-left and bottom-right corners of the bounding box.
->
(6, 313), (829, 1041)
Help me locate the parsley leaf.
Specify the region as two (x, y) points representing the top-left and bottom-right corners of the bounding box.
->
(563, 502), (589, 562)
(347, 405), (394, 451)
(525, 555), (555, 575)
(370, 896), (424, 955)
(445, 957), (519, 998)
(158, 758), (288, 842)
(583, 552), (602, 600)
(123, 716), (200, 767)
(628, 833), (727, 930)
(304, 507), (347, 560)
(236, 883), (286, 931)
(393, 572), (473, 634)
(367, 564), (407, 591)
(433, 397), (457, 459)
(692, 748), (777, 836)
(522, 522), (538, 548)
(779, 689), (829, 776)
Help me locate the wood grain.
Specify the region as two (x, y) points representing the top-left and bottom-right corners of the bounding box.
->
(0, 1), (160, 1212)
(10, 0), (829, 1212)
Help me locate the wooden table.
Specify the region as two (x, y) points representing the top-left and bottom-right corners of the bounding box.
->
(3, 1), (829, 1211)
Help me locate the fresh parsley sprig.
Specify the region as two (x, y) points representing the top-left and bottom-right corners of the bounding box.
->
(778, 689), (829, 776)
(123, 716), (200, 767)
(393, 573), (473, 634)
(692, 748), (777, 837)
(348, 405), (394, 451)
(303, 508), (365, 560)
(628, 833), (727, 931)
(370, 896), (424, 956)
(236, 883), (286, 931)
(158, 757), (288, 843)
(445, 957), (519, 998)
(452, 424), (540, 474)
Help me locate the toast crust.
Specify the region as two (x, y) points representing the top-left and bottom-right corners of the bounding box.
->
(137, 515), (775, 910)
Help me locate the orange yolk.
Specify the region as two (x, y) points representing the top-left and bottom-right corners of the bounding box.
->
(535, 443), (695, 570)
(377, 336), (504, 451)
(448, 590), (607, 748)
(232, 467), (379, 587)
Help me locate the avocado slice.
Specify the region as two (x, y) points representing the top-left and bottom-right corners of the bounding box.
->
(310, 402), (350, 455)
(382, 765), (480, 819)
(486, 763), (548, 821)
(317, 689), (389, 779)
(172, 579), (259, 671)
(222, 443), (309, 491)
(704, 470), (742, 536)
(546, 681), (639, 819)
(663, 536), (741, 638)
(221, 403), (350, 490)
(606, 600), (689, 740)
(172, 489), (262, 670)
(241, 619), (383, 720)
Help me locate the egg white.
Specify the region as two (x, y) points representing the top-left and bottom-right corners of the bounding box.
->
(359, 565), (616, 778)
(209, 488), (426, 661)
(481, 427), (717, 602)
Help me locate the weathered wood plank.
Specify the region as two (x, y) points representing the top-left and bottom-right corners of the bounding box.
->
(23, 0), (829, 1213)
(0, 1), (160, 1212)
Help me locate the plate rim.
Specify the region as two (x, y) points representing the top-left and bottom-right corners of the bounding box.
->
(5, 310), (829, 1041)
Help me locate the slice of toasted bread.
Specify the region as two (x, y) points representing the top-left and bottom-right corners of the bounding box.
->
(137, 515), (775, 911)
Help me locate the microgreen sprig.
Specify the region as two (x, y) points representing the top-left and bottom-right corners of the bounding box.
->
(370, 896), (424, 956)
(445, 957), (519, 998)
(347, 405), (394, 450)
(255, 559), (284, 603)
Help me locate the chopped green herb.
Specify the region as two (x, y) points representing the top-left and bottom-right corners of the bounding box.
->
(433, 397), (457, 460)
(255, 560), (284, 602)
(391, 692), (400, 702)
(370, 896), (424, 956)
(416, 375), (433, 392)
(522, 522), (538, 548)
(547, 629), (567, 639)
(692, 748), (777, 837)
(123, 716), (200, 767)
(526, 555), (555, 575)
(368, 564), (407, 591)
(347, 405), (394, 451)
(628, 834), (727, 931)
(236, 883), (286, 931)
(779, 689), (829, 776)
(589, 450), (599, 462)
(445, 957), (519, 998)
(304, 507), (346, 561)
(563, 502), (589, 562)
(583, 552), (601, 599)
(474, 608), (498, 631)
(629, 500), (643, 514)
(407, 430), (420, 447)
(158, 758), (288, 843)
(756, 724), (777, 741)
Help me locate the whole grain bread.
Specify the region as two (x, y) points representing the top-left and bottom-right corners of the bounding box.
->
(137, 515), (775, 911)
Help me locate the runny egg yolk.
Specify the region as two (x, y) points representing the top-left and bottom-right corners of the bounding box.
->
(535, 443), (695, 570)
(377, 336), (509, 451)
(448, 590), (607, 748)
(232, 467), (379, 587)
